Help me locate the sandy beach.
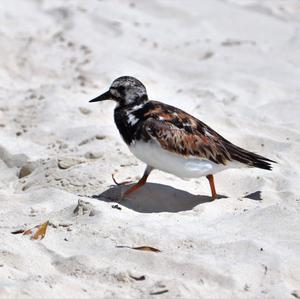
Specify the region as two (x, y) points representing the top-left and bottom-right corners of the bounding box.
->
(1, 0), (300, 298)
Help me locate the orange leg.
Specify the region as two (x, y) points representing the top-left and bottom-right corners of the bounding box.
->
(122, 166), (153, 199)
(206, 174), (217, 200)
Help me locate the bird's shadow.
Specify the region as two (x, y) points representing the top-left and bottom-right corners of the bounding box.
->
(91, 182), (226, 213)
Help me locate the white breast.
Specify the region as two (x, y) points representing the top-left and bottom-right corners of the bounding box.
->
(129, 141), (239, 179)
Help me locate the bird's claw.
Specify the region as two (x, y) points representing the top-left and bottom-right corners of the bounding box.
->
(111, 173), (132, 186)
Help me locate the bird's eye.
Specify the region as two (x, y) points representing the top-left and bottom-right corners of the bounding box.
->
(117, 86), (125, 92)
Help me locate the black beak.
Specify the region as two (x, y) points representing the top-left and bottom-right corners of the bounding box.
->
(89, 90), (112, 103)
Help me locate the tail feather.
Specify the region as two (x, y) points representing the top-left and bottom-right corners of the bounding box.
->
(226, 144), (276, 170)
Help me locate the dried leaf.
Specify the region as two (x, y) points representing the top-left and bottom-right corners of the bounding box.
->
(129, 274), (146, 281)
(132, 246), (161, 252)
(150, 290), (169, 295)
(23, 221), (49, 240)
(116, 245), (161, 252)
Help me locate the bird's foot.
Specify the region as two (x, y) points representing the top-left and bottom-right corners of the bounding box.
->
(112, 173), (133, 186)
(112, 173), (135, 202)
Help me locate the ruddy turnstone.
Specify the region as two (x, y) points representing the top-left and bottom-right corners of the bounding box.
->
(90, 76), (275, 200)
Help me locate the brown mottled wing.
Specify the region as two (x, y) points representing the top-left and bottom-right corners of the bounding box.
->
(135, 101), (275, 169)
(137, 117), (232, 165)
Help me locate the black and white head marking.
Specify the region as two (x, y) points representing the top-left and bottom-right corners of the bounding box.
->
(110, 76), (148, 107)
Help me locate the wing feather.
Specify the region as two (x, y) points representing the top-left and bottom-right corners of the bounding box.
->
(135, 117), (231, 164)
(133, 101), (275, 169)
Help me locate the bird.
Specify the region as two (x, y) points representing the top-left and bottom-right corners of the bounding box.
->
(89, 76), (276, 200)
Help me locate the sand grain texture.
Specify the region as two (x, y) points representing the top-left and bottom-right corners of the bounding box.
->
(0, 0), (300, 298)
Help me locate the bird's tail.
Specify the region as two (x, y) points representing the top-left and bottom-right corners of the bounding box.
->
(226, 143), (276, 170)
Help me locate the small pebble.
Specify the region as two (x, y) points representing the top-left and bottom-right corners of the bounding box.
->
(112, 204), (122, 210)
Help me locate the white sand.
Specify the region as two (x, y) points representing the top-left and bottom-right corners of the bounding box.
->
(1, 0), (300, 298)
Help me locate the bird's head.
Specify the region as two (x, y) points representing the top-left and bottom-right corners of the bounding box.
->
(89, 76), (148, 107)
